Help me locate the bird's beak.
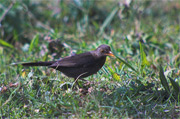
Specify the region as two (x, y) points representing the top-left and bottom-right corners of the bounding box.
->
(105, 51), (115, 57)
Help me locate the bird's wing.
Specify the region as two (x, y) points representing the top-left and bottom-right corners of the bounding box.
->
(49, 52), (96, 68)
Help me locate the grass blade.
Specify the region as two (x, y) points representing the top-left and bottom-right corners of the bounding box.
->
(98, 7), (119, 35)
(29, 34), (39, 52)
(139, 41), (150, 68)
(159, 66), (170, 93)
(168, 76), (180, 94)
(0, 39), (14, 49)
(115, 55), (137, 73)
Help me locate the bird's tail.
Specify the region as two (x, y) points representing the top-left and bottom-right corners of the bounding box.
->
(22, 61), (56, 67)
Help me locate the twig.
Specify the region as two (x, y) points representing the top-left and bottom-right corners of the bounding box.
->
(27, 10), (51, 30)
(0, 2), (14, 24)
(0, 82), (20, 93)
(0, 83), (21, 109)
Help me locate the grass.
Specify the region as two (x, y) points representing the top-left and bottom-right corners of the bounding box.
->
(0, 0), (180, 118)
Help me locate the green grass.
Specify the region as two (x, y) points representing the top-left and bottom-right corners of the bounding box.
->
(0, 0), (180, 118)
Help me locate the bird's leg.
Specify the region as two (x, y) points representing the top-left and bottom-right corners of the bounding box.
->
(72, 72), (88, 89)
(72, 77), (83, 89)
(74, 78), (80, 86)
(74, 72), (87, 84)
(73, 78), (85, 88)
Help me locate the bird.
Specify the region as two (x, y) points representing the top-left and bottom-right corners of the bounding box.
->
(22, 44), (114, 80)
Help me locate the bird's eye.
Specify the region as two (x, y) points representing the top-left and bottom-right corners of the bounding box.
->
(100, 49), (104, 53)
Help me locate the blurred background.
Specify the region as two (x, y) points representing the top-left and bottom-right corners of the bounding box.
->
(0, 0), (179, 56)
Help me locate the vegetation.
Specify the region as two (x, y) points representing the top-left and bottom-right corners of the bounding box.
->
(0, 0), (180, 118)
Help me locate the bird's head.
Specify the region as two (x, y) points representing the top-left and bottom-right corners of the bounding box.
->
(94, 45), (115, 57)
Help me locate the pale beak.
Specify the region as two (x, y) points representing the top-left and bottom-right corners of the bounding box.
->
(105, 51), (115, 57)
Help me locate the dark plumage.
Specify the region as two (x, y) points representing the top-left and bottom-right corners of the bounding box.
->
(22, 45), (114, 79)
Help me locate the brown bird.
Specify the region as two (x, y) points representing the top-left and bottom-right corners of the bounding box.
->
(22, 44), (114, 80)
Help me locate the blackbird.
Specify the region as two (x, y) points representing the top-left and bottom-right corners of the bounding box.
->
(22, 44), (114, 79)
